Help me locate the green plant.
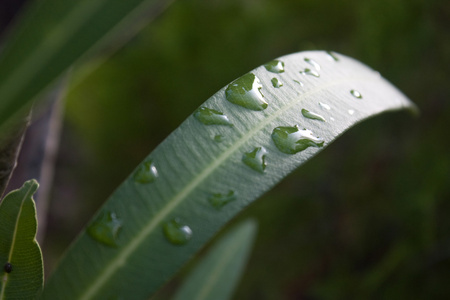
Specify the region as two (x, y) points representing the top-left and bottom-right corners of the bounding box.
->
(0, 1), (417, 300)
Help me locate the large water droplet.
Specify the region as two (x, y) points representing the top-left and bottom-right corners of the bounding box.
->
(304, 58), (321, 70)
(264, 60), (285, 73)
(300, 68), (320, 77)
(194, 107), (233, 126)
(242, 147), (267, 173)
(350, 89), (362, 99)
(225, 73), (268, 111)
(326, 51), (339, 61)
(301, 108), (326, 122)
(134, 160), (158, 184)
(163, 219), (192, 245)
(208, 190), (236, 209)
(271, 77), (283, 88)
(318, 102), (331, 110)
(88, 211), (123, 247)
(271, 125), (324, 154)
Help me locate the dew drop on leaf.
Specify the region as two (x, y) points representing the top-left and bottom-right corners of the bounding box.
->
(163, 219), (193, 245)
(225, 73), (268, 111)
(264, 60), (285, 73)
(133, 160), (158, 184)
(350, 89), (363, 99)
(348, 109), (355, 115)
(271, 78), (283, 88)
(213, 134), (224, 142)
(194, 107), (233, 126)
(326, 51), (339, 61)
(87, 211), (123, 247)
(293, 80), (304, 86)
(4, 262), (12, 273)
(271, 125), (324, 154)
(304, 58), (321, 71)
(301, 108), (326, 122)
(242, 147), (268, 173)
(318, 102), (331, 110)
(300, 68), (320, 77)
(208, 190), (237, 209)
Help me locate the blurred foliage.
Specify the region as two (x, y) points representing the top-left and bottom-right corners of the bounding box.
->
(43, 0), (450, 298)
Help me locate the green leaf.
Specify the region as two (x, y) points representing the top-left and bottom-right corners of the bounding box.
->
(0, 179), (43, 299)
(42, 51), (416, 300)
(0, 0), (171, 131)
(173, 220), (257, 300)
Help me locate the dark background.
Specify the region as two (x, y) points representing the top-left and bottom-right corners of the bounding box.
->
(12, 0), (449, 299)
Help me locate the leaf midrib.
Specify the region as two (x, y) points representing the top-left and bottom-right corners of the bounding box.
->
(79, 75), (375, 299)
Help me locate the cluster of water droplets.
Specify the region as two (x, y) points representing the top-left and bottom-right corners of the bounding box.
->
(88, 51), (369, 248)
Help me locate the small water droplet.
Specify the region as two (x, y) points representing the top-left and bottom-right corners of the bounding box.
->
(300, 68), (320, 77)
(326, 51), (339, 61)
(225, 73), (268, 111)
(271, 125), (324, 154)
(208, 190), (236, 209)
(301, 108), (326, 122)
(348, 109), (355, 115)
(304, 58), (321, 71)
(194, 107), (233, 126)
(88, 211), (123, 247)
(213, 134), (224, 142)
(242, 147), (268, 173)
(264, 60), (285, 73)
(271, 77), (283, 88)
(318, 102), (331, 110)
(293, 80), (304, 86)
(133, 160), (158, 183)
(163, 219), (192, 245)
(350, 89), (362, 99)
(330, 117), (335, 121)
(4, 263), (12, 273)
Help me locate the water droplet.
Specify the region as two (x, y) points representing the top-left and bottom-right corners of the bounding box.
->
(300, 68), (320, 77)
(350, 89), (362, 99)
(348, 109), (355, 115)
(163, 219), (193, 245)
(264, 60), (285, 73)
(330, 117), (335, 121)
(194, 107), (233, 126)
(304, 58), (321, 71)
(293, 80), (304, 86)
(242, 147), (267, 173)
(301, 108), (326, 122)
(318, 102), (331, 110)
(208, 190), (236, 209)
(271, 125), (324, 154)
(213, 134), (224, 142)
(271, 77), (283, 88)
(88, 211), (123, 247)
(326, 51), (339, 61)
(225, 73), (268, 111)
(4, 263), (12, 273)
(133, 160), (158, 183)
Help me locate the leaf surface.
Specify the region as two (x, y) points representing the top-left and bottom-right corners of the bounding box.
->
(42, 51), (415, 299)
(173, 220), (257, 300)
(0, 180), (43, 300)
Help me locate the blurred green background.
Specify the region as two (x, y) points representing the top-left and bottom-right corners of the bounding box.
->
(42, 0), (449, 299)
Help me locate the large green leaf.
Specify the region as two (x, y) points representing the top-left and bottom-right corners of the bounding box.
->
(173, 219), (257, 300)
(42, 51), (415, 299)
(0, 180), (43, 299)
(0, 0), (171, 131)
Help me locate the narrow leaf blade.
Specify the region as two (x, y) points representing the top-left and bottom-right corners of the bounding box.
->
(173, 220), (257, 300)
(0, 179), (43, 299)
(42, 51), (415, 299)
(0, 0), (171, 131)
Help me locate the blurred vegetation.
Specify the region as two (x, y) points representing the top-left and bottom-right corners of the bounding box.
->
(42, 0), (450, 298)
